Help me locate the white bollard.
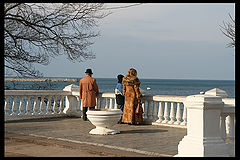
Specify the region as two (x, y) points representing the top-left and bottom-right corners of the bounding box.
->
(175, 93), (230, 157)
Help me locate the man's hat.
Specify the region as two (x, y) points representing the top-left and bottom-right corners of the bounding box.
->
(85, 69), (93, 74)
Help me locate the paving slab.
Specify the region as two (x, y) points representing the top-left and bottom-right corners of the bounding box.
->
(4, 117), (187, 157)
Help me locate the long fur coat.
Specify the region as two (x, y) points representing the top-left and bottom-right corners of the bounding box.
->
(121, 76), (143, 124)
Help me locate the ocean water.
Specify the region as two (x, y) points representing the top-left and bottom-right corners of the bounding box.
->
(4, 77), (235, 98)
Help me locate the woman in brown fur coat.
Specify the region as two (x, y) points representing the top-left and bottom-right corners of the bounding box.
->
(122, 68), (143, 124)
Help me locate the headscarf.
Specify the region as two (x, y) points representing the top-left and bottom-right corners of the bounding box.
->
(122, 68), (141, 86)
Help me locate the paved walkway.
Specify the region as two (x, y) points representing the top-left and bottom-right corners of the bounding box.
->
(4, 117), (187, 157)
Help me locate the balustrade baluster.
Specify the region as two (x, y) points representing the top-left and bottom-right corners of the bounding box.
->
(228, 113), (235, 157)
(147, 100), (151, 120)
(76, 96), (81, 113)
(105, 98), (108, 109)
(95, 98), (98, 109)
(109, 98), (113, 109)
(142, 100), (146, 119)
(5, 96), (10, 116)
(152, 101), (157, 121)
(39, 96), (45, 114)
(168, 102), (175, 124)
(46, 96), (52, 114)
(18, 96), (25, 115)
(80, 98), (84, 110)
(174, 102), (182, 125)
(114, 98), (118, 109)
(162, 102), (169, 123)
(53, 96), (58, 114)
(228, 113), (235, 140)
(26, 96), (31, 115)
(156, 101), (163, 123)
(11, 96), (18, 116)
(100, 98), (103, 109)
(180, 105), (187, 126)
(59, 96), (64, 114)
(32, 96), (39, 115)
(220, 113), (227, 140)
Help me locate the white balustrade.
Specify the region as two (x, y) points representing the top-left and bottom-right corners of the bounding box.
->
(4, 86), (235, 138)
(4, 90), (71, 121)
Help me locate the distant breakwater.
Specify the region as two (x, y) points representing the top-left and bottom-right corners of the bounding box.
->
(5, 78), (78, 82)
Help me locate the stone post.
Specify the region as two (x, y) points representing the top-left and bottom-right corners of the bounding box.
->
(63, 84), (81, 117)
(175, 92), (230, 157)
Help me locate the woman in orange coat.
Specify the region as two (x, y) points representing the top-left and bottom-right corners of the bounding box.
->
(122, 68), (143, 125)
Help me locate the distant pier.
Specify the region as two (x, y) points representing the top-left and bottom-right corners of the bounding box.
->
(5, 78), (78, 82)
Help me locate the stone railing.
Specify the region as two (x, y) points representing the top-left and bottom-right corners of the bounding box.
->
(4, 90), (71, 121)
(4, 85), (235, 130)
(63, 84), (188, 127)
(4, 84), (235, 157)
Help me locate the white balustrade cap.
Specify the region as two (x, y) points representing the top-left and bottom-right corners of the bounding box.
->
(63, 84), (79, 92)
(204, 88), (228, 98)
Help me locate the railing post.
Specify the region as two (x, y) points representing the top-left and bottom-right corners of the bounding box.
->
(11, 96), (18, 116)
(39, 96), (45, 115)
(175, 93), (230, 157)
(147, 100), (151, 120)
(18, 96), (25, 115)
(168, 102), (175, 124)
(53, 96), (58, 114)
(220, 113), (227, 140)
(114, 98), (118, 109)
(162, 102), (169, 123)
(46, 95), (52, 114)
(109, 98), (113, 109)
(174, 102), (181, 125)
(105, 98), (108, 109)
(32, 96), (39, 115)
(156, 101), (163, 123)
(180, 104), (187, 126)
(59, 95), (64, 114)
(227, 113), (235, 157)
(63, 84), (81, 117)
(26, 96), (31, 115)
(152, 101), (157, 121)
(5, 96), (10, 117)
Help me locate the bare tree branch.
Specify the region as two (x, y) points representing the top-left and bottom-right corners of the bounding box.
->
(219, 13), (235, 48)
(4, 3), (143, 77)
(4, 3), (109, 77)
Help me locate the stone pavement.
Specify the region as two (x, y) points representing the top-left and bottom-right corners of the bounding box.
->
(4, 117), (187, 157)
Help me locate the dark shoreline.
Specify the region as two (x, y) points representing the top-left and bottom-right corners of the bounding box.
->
(5, 78), (78, 82)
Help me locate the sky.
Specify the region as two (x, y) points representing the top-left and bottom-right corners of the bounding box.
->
(35, 3), (235, 80)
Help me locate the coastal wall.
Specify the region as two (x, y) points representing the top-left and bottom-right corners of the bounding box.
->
(5, 78), (78, 82)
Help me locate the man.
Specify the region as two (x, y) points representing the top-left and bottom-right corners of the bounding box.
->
(79, 69), (99, 121)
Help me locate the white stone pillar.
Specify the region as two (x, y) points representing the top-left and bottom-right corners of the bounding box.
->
(63, 84), (81, 117)
(175, 93), (230, 157)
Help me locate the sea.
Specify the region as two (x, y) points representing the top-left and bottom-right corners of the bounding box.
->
(4, 77), (235, 98)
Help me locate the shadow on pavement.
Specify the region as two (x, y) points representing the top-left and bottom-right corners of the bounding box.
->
(120, 129), (168, 134)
